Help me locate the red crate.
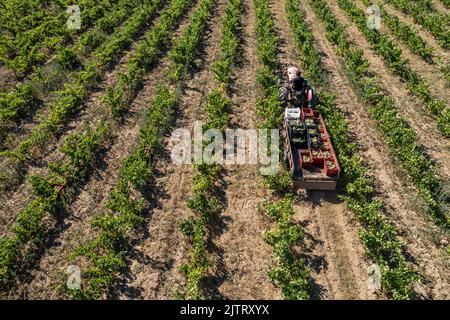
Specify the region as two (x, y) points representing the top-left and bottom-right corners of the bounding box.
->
(319, 132), (328, 142)
(311, 148), (323, 165)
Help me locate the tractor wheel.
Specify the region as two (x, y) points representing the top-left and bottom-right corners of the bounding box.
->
(279, 86), (288, 102)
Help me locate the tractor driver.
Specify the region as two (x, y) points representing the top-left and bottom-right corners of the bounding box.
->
(286, 66), (307, 107)
(287, 66), (306, 91)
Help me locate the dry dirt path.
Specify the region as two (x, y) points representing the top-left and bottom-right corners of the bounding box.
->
(326, 0), (450, 181)
(272, 0), (374, 300)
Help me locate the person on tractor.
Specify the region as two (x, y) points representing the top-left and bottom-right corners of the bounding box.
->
(287, 66), (307, 108)
(287, 66), (305, 88)
(280, 65), (317, 109)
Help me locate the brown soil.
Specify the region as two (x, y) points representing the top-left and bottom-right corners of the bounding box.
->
(303, 0), (450, 299)
(3, 1), (203, 299)
(212, 0), (280, 299)
(272, 0), (374, 300)
(326, 0), (450, 181)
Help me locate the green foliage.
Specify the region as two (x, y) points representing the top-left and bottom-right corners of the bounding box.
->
(61, 123), (107, 172)
(263, 172), (292, 194)
(0, 0), (134, 74)
(78, 30), (106, 53)
(68, 86), (177, 299)
(264, 198), (311, 300)
(385, 0), (449, 49)
(0, 0), (144, 132)
(0, 123), (107, 289)
(0, 83), (39, 123)
(204, 89), (229, 131)
(382, 7), (434, 62)
(69, 0), (218, 298)
(251, 0), (312, 300)
(182, 162), (222, 299)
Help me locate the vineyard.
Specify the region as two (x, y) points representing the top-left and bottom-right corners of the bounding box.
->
(0, 0), (449, 300)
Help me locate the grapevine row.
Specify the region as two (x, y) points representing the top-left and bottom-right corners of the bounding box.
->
(287, 0), (418, 299)
(67, 0), (214, 299)
(0, 122), (109, 290)
(375, 1), (450, 85)
(308, 0), (448, 227)
(102, 0), (196, 118)
(179, 0), (242, 299)
(337, 0), (450, 138)
(0, 0), (121, 74)
(253, 0), (311, 300)
(0, 0), (165, 190)
(385, 0), (449, 50)
(0, 0), (147, 132)
(440, 0), (450, 9)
